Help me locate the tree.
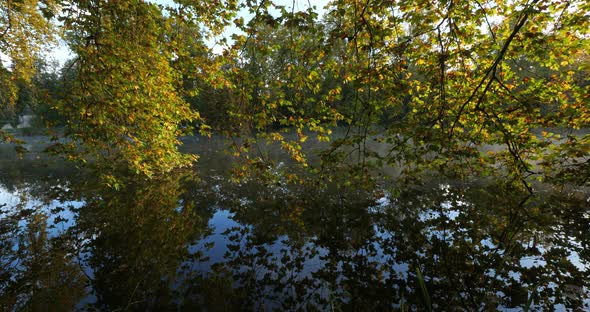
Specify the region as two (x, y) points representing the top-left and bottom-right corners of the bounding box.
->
(315, 0), (590, 188)
(59, 0), (201, 177)
(2, 0), (589, 185)
(215, 2), (342, 170)
(1, 0), (58, 141)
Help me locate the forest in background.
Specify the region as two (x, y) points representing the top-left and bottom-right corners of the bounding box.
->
(1, 0), (589, 189)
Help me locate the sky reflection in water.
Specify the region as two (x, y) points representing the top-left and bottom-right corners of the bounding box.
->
(1, 143), (589, 311)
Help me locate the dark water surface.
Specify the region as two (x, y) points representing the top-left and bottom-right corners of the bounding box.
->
(1, 137), (589, 311)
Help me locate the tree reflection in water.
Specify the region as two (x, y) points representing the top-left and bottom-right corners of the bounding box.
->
(0, 167), (589, 310)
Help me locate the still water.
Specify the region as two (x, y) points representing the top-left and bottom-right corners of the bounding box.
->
(1, 136), (589, 311)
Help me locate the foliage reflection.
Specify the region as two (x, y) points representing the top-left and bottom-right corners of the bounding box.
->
(1, 169), (589, 310)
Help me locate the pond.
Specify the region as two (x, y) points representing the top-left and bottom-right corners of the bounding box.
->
(1, 136), (589, 311)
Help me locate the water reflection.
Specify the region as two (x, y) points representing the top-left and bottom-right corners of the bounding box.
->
(0, 189), (86, 310)
(0, 162), (589, 310)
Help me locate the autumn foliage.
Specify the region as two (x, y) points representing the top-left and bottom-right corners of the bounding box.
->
(1, 0), (589, 186)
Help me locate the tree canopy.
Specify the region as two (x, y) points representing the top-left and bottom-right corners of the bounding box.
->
(1, 0), (589, 187)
